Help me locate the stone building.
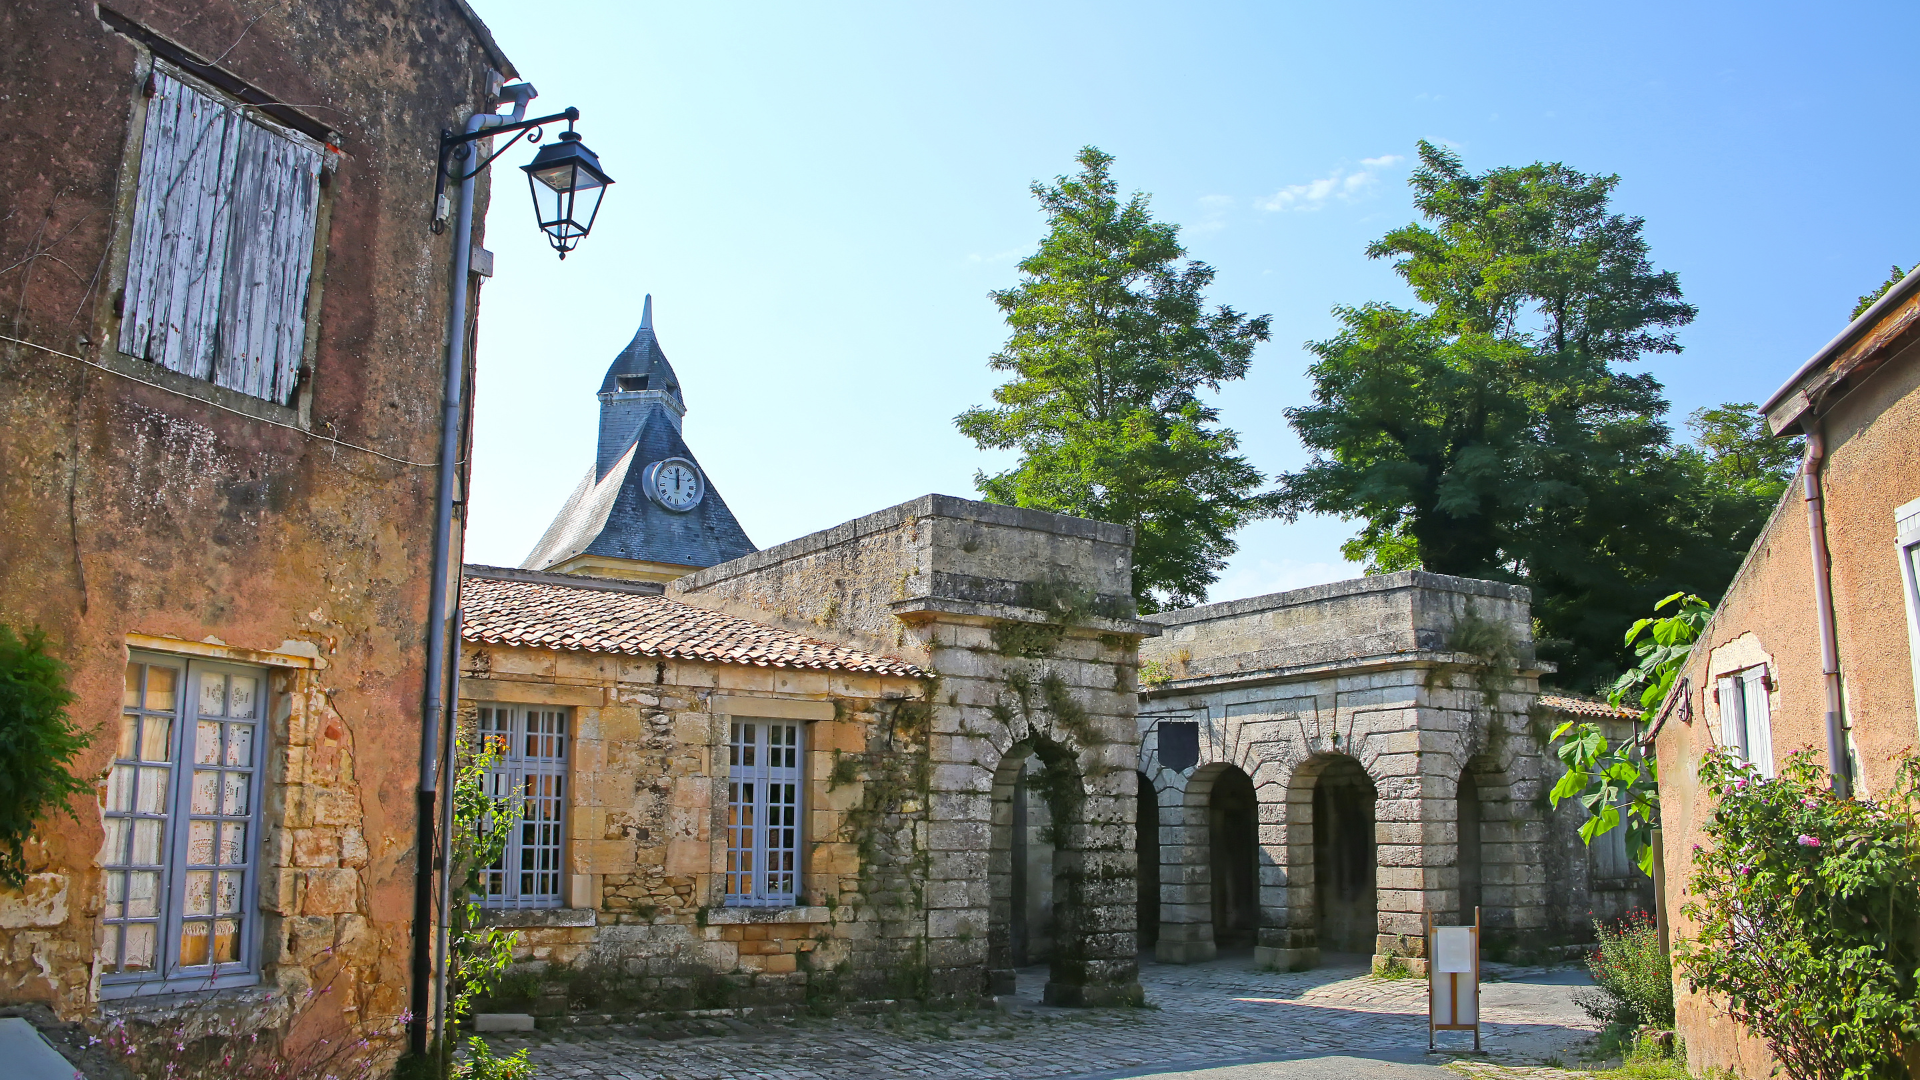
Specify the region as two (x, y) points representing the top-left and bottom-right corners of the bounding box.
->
(0, 0), (513, 1061)
(1135, 572), (1651, 974)
(456, 327), (1158, 1008)
(1655, 267), (1920, 1077)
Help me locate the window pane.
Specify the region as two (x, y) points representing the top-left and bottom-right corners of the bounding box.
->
(195, 722), (221, 765)
(101, 819), (128, 866)
(228, 677), (257, 718)
(140, 716), (173, 762)
(124, 665), (143, 709)
(220, 823), (246, 866)
(188, 820), (215, 864)
(179, 920), (209, 966)
(222, 771), (249, 816)
(191, 770), (220, 815)
(127, 872), (159, 919)
(106, 766), (135, 813)
(213, 918), (240, 964)
(130, 819), (163, 864)
(104, 872), (127, 920)
(117, 715), (139, 760)
(123, 923), (156, 971)
(216, 872), (244, 914)
(185, 871), (213, 917)
(226, 724), (254, 767)
(200, 676), (227, 717)
(135, 768), (170, 814)
(144, 667), (176, 712)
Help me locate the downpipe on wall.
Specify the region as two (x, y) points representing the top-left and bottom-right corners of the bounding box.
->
(411, 85), (535, 1057)
(1800, 423), (1853, 798)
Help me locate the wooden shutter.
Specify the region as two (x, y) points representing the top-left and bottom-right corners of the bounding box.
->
(1741, 671), (1774, 778)
(1717, 674), (1745, 760)
(120, 68), (323, 404)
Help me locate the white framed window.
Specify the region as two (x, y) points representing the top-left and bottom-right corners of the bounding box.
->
(725, 720), (803, 907)
(1717, 666), (1776, 779)
(118, 64), (328, 404)
(1897, 497), (1920, 732)
(473, 706), (569, 908)
(103, 654), (265, 996)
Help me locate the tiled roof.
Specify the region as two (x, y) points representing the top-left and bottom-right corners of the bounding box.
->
(1538, 694), (1642, 720)
(459, 568), (922, 677)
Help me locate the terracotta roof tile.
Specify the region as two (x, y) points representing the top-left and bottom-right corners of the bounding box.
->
(1538, 694), (1641, 720)
(459, 571), (922, 677)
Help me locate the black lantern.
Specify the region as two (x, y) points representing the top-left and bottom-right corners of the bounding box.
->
(521, 129), (613, 258)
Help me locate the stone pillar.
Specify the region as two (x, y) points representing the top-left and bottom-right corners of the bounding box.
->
(1252, 768), (1303, 969)
(1153, 778), (1215, 963)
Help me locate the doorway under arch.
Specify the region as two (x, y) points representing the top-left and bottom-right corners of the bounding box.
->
(988, 736), (1080, 993)
(1208, 765), (1259, 949)
(1312, 755), (1377, 955)
(1136, 772), (1159, 952)
(1458, 766), (1482, 923)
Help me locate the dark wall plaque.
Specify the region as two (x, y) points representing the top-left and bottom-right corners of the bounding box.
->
(1157, 720), (1200, 773)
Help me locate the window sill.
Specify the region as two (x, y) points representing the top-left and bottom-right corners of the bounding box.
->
(476, 907), (597, 929)
(707, 906), (831, 925)
(99, 971), (262, 1002)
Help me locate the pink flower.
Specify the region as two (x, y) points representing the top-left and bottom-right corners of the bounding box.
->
(1734, 778), (1747, 790)
(1801, 797), (1820, 808)
(1797, 834), (1821, 847)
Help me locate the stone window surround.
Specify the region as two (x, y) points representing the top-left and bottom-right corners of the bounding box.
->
(104, 634), (327, 1003)
(1705, 634), (1781, 777)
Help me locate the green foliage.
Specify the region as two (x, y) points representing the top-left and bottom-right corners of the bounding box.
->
(957, 146), (1276, 612)
(446, 741), (523, 1029)
(1608, 592), (1711, 713)
(1678, 750), (1920, 1080)
(1853, 264), (1911, 320)
(1276, 141), (1768, 691)
(1574, 911), (1674, 1030)
(0, 624), (91, 888)
(1550, 719), (1659, 876)
(451, 1036), (533, 1080)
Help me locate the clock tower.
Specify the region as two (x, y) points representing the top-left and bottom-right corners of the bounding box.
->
(520, 296), (757, 582)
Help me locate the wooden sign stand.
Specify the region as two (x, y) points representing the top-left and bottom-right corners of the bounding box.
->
(1427, 907), (1481, 1051)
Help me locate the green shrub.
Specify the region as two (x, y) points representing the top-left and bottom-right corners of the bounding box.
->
(451, 1036), (533, 1080)
(0, 624), (92, 888)
(1575, 910), (1674, 1030)
(1678, 750), (1920, 1080)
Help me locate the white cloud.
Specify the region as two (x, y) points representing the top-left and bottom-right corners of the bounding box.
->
(1258, 155), (1405, 212)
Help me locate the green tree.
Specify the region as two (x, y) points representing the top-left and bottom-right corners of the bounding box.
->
(0, 624), (92, 888)
(1853, 263), (1911, 320)
(1278, 142), (1759, 688)
(958, 146), (1274, 611)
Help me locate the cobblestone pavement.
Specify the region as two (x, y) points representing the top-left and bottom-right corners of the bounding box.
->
(483, 955), (1605, 1080)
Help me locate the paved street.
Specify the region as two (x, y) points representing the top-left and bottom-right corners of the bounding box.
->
(482, 954), (1604, 1080)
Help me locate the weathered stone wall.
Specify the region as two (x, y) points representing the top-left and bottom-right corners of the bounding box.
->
(0, 0), (509, 1054)
(1139, 572), (1574, 971)
(674, 495), (1155, 1006)
(459, 642), (924, 1008)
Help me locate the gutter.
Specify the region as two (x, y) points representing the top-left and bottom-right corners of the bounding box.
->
(1764, 266), (1920, 432)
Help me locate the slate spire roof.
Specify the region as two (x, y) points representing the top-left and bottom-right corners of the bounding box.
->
(521, 297), (757, 574)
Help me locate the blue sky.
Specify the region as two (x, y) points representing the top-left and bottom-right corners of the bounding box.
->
(461, 0), (1918, 601)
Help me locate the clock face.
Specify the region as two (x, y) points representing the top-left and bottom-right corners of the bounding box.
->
(645, 458), (704, 512)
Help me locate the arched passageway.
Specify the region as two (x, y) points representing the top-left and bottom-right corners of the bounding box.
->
(1208, 766), (1259, 949)
(988, 737), (1080, 993)
(1136, 772), (1159, 952)
(1312, 756), (1377, 955)
(1457, 767), (1483, 923)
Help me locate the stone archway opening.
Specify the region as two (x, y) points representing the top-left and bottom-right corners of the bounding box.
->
(1458, 766), (1483, 923)
(1311, 755), (1377, 956)
(1207, 765), (1259, 950)
(988, 735), (1081, 994)
(1136, 771), (1160, 953)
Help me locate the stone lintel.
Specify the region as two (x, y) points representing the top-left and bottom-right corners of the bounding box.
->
(703, 905), (832, 925)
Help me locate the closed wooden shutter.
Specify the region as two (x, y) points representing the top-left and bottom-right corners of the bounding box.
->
(120, 67), (324, 404)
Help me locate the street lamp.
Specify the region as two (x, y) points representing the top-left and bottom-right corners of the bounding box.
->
(523, 128), (613, 258)
(412, 82), (613, 1058)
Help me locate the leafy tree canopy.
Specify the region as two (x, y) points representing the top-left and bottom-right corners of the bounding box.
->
(958, 146), (1274, 612)
(0, 624), (91, 888)
(1280, 141), (1776, 689)
(1852, 263), (1911, 320)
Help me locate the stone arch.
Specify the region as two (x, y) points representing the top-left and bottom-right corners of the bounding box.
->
(1274, 752), (1379, 965)
(1135, 770), (1160, 952)
(986, 732), (1081, 994)
(1204, 764), (1259, 948)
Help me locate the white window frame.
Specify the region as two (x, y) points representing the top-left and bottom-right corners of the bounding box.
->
(1717, 666), (1776, 779)
(473, 705), (570, 909)
(103, 653), (266, 997)
(117, 63), (329, 405)
(725, 720), (804, 908)
(1897, 497), (1920, 735)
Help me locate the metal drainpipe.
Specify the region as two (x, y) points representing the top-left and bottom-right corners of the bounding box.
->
(434, 608), (462, 1050)
(410, 87), (532, 1056)
(1801, 423), (1853, 798)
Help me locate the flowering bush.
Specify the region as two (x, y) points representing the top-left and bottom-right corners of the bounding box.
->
(1575, 910), (1674, 1031)
(1678, 749), (1920, 1080)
